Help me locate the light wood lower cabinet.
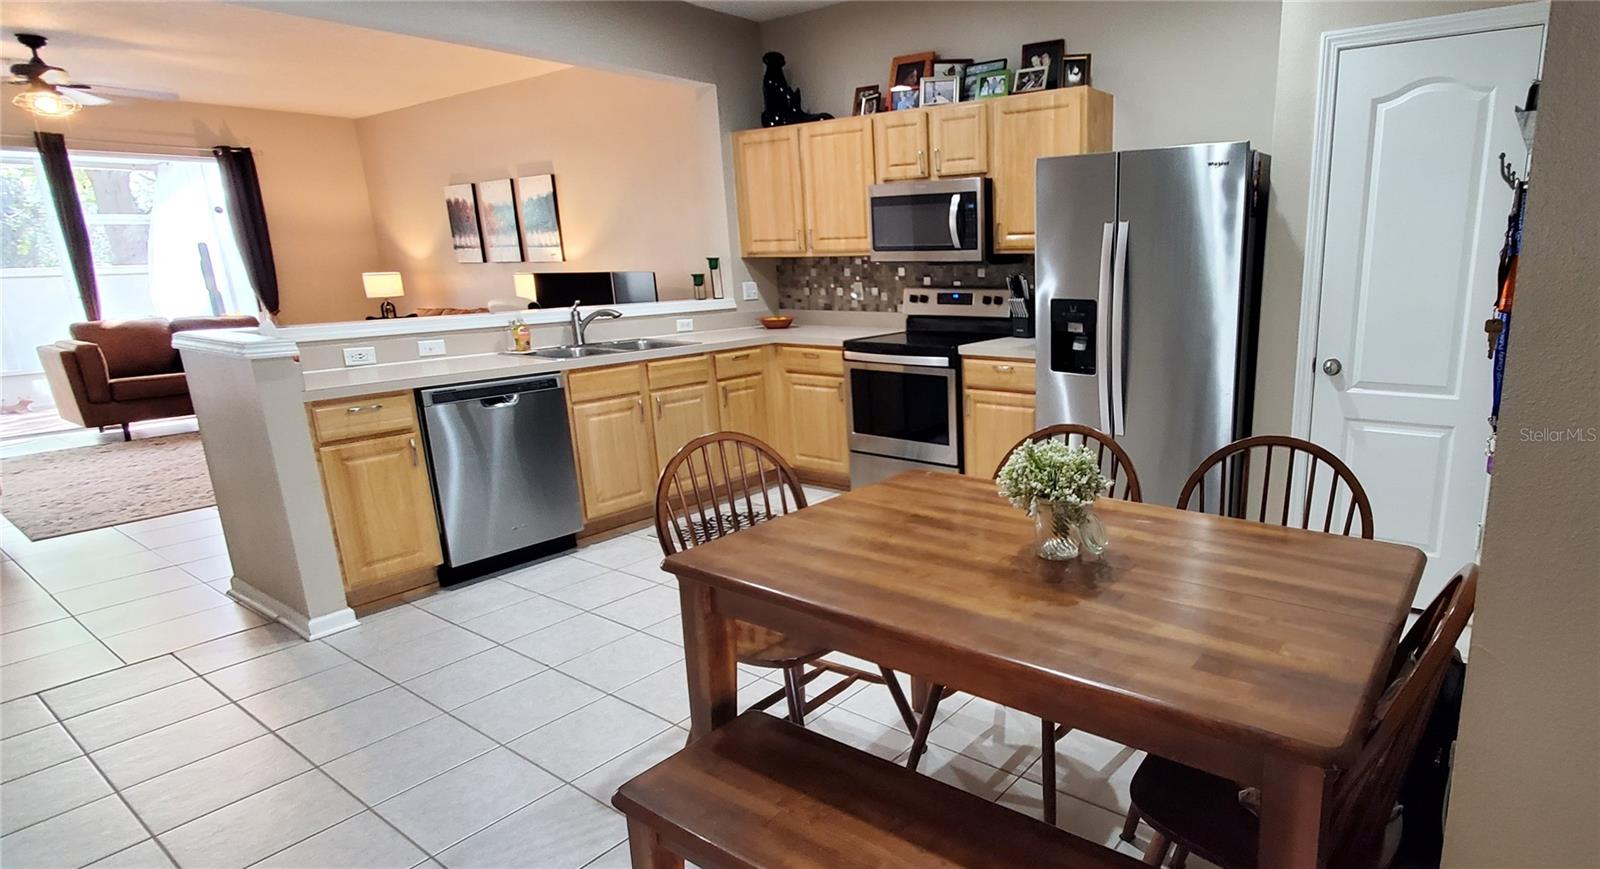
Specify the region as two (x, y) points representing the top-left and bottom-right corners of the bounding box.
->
(568, 367), (658, 523)
(718, 372), (770, 443)
(650, 381), (718, 470)
(309, 391), (442, 606)
(961, 358), (1038, 478)
(779, 372), (850, 480)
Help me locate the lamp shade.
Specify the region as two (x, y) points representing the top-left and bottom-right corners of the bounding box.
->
(362, 271), (404, 299)
(513, 273), (538, 302)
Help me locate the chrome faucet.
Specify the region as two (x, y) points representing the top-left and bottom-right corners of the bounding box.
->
(569, 301), (623, 346)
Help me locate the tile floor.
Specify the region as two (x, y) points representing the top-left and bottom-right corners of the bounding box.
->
(0, 486), (1201, 868)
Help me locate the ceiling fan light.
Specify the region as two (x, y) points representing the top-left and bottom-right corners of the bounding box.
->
(13, 85), (81, 117)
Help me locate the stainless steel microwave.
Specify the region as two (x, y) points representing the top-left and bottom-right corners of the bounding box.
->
(869, 178), (989, 262)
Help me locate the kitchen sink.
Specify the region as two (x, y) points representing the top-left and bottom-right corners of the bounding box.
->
(590, 338), (698, 351)
(528, 345), (624, 359)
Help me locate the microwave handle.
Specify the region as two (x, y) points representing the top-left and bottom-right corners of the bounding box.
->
(948, 194), (961, 249)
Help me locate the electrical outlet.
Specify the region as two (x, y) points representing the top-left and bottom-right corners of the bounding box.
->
(897, 267), (906, 277)
(742, 281), (760, 301)
(676, 318), (694, 332)
(417, 339), (446, 358)
(342, 346), (376, 366)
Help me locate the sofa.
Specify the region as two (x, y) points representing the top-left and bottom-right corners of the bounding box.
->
(37, 315), (260, 439)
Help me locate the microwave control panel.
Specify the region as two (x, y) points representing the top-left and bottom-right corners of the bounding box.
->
(901, 288), (1010, 318)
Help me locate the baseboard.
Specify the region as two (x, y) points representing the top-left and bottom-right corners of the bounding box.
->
(227, 578), (359, 641)
(796, 468), (851, 491)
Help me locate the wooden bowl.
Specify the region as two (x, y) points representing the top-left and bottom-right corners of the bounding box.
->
(759, 315), (795, 330)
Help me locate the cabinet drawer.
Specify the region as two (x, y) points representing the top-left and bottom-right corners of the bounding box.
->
(309, 392), (416, 444)
(713, 348), (765, 380)
(647, 354), (710, 390)
(776, 345), (844, 376)
(568, 363), (645, 403)
(962, 359), (1035, 393)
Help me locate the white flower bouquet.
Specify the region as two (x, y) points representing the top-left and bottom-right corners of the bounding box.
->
(996, 440), (1112, 559)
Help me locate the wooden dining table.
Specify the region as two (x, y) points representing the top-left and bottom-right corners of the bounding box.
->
(661, 471), (1424, 869)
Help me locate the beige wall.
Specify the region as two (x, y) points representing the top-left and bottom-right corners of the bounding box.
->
(354, 66), (717, 308)
(1443, 2), (1600, 863)
(1, 96), (384, 325)
(1252, 0), (1518, 436)
(261, 0), (771, 312)
(760, 1), (1283, 150)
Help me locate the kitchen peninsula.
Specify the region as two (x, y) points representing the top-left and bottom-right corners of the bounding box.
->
(174, 303), (897, 639)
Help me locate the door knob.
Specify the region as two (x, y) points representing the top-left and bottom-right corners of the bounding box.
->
(1322, 358), (1343, 376)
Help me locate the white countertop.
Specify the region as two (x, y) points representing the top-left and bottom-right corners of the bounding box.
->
(960, 336), (1036, 361)
(298, 325), (890, 400)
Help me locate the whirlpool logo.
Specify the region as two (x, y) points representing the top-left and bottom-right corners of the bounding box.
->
(1207, 160), (1231, 167)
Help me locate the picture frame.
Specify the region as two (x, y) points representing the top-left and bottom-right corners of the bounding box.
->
(975, 69), (1011, 100)
(857, 92), (881, 115)
(891, 87), (920, 111)
(887, 51), (936, 110)
(851, 84), (882, 116)
(962, 58), (1007, 101)
(1020, 38), (1066, 89)
(515, 174), (564, 263)
(931, 60), (969, 79)
(920, 75), (960, 107)
(475, 178), (522, 263)
(442, 183), (484, 264)
(1062, 53), (1092, 87)
(1012, 65), (1048, 94)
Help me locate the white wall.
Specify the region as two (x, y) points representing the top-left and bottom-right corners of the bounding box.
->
(759, 1), (1283, 150)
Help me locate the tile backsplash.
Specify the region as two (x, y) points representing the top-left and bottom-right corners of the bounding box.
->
(776, 257), (1034, 312)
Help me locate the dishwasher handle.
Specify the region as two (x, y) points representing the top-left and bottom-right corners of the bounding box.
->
(421, 374), (563, 406)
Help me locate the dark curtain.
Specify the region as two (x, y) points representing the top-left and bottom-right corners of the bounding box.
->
(33, 132), (100, 321)
(212, 146), (280, 315)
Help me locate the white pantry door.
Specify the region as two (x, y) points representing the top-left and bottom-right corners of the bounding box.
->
(1309, 24), (1543, 605)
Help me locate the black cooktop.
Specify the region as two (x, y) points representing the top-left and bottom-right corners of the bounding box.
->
(843, 315), (1013, 358)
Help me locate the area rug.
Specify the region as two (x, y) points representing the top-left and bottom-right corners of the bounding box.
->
(1, 433), (215, 540)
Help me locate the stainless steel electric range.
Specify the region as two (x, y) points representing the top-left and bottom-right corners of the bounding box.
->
(842, 287), (1015, 486)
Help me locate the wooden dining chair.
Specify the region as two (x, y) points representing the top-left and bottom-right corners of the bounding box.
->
(1128, 564), (1477, 869)
(905, 424), (1144, 824)
(655, 432), (920, 731)
(1176, 435), (1374, 539)
(993, 423), (1144, 502)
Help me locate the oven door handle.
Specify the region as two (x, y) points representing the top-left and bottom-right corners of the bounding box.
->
(844, 350), (952, 368)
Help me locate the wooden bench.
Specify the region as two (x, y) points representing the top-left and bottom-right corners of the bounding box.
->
(612, 712), (1145, 868)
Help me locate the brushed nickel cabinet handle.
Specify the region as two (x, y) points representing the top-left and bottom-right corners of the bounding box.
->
(995, 364), (1014, 373)
(636, 398), (644, 422)
(408, 437), (418, 466)
(917, 149), (925, 174)
(802, 351), (820, 359)
(934, 148), (942, 173)
(346, 404), (383, 414)
(808, 228), (814, 250)
(654, 395), (663, 419)
(721, 385), (730, 406)
(730, 352), (751, 361)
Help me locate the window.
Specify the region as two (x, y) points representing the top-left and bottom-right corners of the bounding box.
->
(1, 148), (258, 410)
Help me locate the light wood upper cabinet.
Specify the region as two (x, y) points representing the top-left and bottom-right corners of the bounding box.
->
(799, 117), (874, 255)
(733, 126), (806, 256)
(929, 103), (988, 177)
(989, 88), (1114, 252)
(318, 432), (442, 593)
(651, 381), (719, 470)
(872, 110), (930, 182)
(718, 372), (770, 444)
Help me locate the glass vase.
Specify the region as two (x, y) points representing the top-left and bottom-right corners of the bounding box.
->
(1032, 500), (1081, 561)
(1077, 508), (1110, 557)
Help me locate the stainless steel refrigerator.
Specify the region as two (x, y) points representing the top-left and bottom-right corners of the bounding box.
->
(1034, 141), (1270, 505)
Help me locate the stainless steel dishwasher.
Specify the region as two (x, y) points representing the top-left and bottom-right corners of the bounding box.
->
(419, 373), (583, 578)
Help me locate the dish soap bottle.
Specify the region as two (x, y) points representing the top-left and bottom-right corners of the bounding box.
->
(510, 318), (532, 352)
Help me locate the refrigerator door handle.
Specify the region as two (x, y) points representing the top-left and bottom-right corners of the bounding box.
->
(948, 194), (962, 249)
(1097, 222), (1115, 429)
(1110, 220), (1130, 437)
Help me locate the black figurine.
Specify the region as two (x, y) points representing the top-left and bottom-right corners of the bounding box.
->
(760, 52), (832, 127)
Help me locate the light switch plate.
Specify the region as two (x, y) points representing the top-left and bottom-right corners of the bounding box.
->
(741, 281), (760, 301)
(676, 318), (694, 332)
(417, 339), (446, 358)
(342, 346), (376, 366)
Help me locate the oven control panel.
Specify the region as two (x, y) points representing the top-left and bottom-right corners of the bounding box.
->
(900, 288), (1010, 317)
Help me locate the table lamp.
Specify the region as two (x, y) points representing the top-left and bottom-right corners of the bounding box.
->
(513, 273), (538, 307)
(363, 271), (404, 318)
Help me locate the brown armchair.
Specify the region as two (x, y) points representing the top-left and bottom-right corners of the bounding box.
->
(37, 315), (259, 439)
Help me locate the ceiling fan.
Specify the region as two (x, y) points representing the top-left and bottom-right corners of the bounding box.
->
(7, 33), (176, 117)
